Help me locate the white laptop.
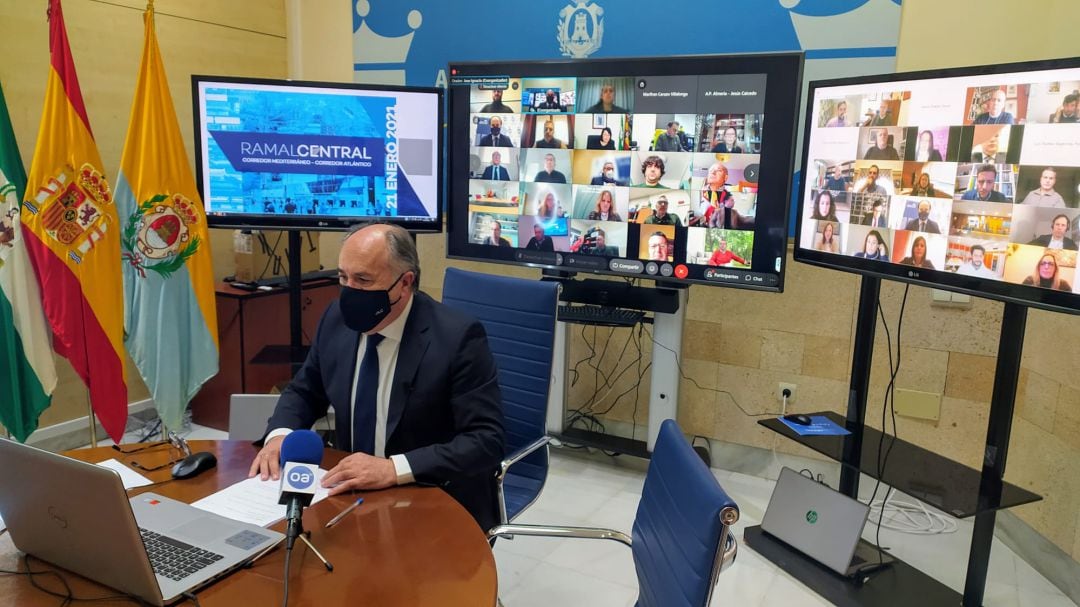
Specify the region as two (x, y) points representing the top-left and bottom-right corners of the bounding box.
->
(761, 467), (893, 576)
(0, 438), (283, 605)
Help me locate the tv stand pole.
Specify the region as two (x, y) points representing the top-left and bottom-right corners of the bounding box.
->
(287, 230), (303, 374)
(646, 288), (687, 450)
(839, 276), (880, 497)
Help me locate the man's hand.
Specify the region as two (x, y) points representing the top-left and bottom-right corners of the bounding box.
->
(322, 452), (396, 496)
(248, 435), (285, 481)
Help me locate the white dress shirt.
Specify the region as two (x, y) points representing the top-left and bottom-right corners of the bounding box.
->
(269, 295), (415, 485)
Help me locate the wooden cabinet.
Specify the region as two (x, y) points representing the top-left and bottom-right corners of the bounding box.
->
(189, 280), (338, 430)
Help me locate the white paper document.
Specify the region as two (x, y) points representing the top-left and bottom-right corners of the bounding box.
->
(191, 469), (330, 527)
(96, 458), (154, 489)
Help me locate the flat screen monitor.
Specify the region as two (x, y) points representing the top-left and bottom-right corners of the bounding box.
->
(446, 53), (803, 291)
(794, 57), (1080, 314)
(192, 76), (443, 232)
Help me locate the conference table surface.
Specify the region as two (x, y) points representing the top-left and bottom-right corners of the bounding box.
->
(0, 440), (498, 606)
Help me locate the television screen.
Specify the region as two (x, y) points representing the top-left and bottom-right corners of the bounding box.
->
(794, 58), (1080, 314)
(192, 76), (442, 232)
(446, 53), (803, 291)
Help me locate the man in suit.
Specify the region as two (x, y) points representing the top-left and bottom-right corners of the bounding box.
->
(861, 198), (888, 228)
(481, 151), (510, 181)
(479, 116), (513, 147)
(973, 89), (1014, 125)
(904, 199), (941, 233)
(589, 160), (625, 186)
(1028, 214), (1078, 250)
(250, 224), (505, 531)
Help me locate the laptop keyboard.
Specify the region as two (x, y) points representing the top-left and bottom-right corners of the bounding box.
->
(139, 528), (225, 581)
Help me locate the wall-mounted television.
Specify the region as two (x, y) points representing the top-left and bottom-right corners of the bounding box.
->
(446, 53), (803, 291)
(192, 76), (443, 232)
(794, 57), (1080, 314)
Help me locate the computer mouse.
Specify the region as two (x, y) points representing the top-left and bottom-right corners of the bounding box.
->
(171, 452), (217, 479)
(783, 414), (813, 426)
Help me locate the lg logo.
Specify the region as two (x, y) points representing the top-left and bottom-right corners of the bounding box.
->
(286, 465), (315, 490)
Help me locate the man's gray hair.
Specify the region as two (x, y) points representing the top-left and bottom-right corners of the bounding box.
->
(344, 222), (421, 290)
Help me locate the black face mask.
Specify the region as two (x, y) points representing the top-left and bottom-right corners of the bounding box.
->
(339, 273), (405, 333)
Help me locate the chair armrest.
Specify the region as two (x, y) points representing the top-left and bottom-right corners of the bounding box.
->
(499, 436), (551, 478)
(489, 524), (632, 547)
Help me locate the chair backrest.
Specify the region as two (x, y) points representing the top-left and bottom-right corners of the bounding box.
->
(228, 394), (281, 440)
(632, 419), (739, 607)
(441, 268), (559, 486)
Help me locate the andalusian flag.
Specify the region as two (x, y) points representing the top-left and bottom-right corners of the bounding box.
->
(0, 81), (58, 442)
(21, 0), (127, 442)
(116, 5), (218, 431)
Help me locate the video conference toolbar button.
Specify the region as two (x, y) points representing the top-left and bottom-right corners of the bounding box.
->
(609, 259), (644, 273)
(659, 263), (674, 277)
(516, 251), (557, 265)
(644, 262), (659, 275)
(703, 268), (741, 281)
(567, 256), (608, 271)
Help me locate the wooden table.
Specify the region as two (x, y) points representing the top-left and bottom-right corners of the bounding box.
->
(0, 441), (498, 606)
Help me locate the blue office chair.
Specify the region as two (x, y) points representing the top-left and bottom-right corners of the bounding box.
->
(441, 267), (559, 527)
(491, 419), (739, 607)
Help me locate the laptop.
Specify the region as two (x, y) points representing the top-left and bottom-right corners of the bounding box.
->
(761, 467), (893, 576)
(0, 438), (283, 605)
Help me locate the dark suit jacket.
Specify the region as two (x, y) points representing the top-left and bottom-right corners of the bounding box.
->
(1028, 234), (1078, 249)
(266, 292), (505, 531)
(481, 165), (510, 180)
(904, 218), (941, 234)
(479, 133), (513, 147)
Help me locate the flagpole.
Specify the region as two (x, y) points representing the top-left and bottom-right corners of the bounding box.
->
(85, 389), (97, 447)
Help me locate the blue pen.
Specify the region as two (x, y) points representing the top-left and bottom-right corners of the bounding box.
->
(325, 497), (364, 528)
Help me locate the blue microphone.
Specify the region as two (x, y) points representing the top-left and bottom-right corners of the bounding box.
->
(277, 430), (324, 549)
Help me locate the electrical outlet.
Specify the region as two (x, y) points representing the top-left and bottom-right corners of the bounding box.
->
(778, 382), (797, 406)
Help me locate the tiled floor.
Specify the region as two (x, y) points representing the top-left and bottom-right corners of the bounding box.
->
(94, 423), (1076, 606)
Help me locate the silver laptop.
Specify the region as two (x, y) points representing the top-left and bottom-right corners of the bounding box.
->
(761, 467), (893, 576)
(0, 438), (283, 605)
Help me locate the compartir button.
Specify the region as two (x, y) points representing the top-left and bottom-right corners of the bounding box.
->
(609, 259), (644, 273)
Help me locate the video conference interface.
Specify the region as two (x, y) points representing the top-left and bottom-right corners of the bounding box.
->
(451, 72), (783, 286)
(799, 66), (1080, 296)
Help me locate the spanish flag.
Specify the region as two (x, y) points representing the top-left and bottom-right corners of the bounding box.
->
(21, 0), (127, 442)
(116, 5), (218, 432)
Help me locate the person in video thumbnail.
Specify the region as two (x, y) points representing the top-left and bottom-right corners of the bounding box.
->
(858, 165), (888, 195)
(711, 127), (743, 153)
(534, 153), (567, 183)
(590, 160), (626, 186)
(525, 222), (555, 251)
(911, 172), (936, 197)
(825, 100), (849, 127)
(957, 244), (995, 278)
(864, 128), (899, 161)
(973, 89), (1014, 125)
(647, 231), (671, 261)
(813, 222), (840, 253)
(644, 196), (681, 226)
(485, 220), (511, 247)
(536, 89), (564, 111)
(854, 230), (888, 261)
(899, 235), (935, 269)
(655, 122), (684, 152)
(480, 116), (513, 147)
(587, 189), (623, 221)
(480, 88), (514, 113)
(1022, 253), (1072, 290)
(961, 165), (1007, 202)
(707, 238), (746, 266)
(1049, 92), (1079, 123)
(1020, 167), (1066, 207)
(1027, 214), (1077, 249)
(700, 162), (754, 229)
(481, 151), (510, 181)
(971, 132), (1005, 163)
(580, 227), (619, 256)
(639, 155), (666, 188)
(864, 99), (895, 126)
(862, 198), (888, 228)
(810, 190), (838, 222)
(904, 199), (942, 234)
(824, 165), (850, 195)
(588, 127), (616, 150)
(915, 130), (943, 162)
(584, 82), (627, 114)
(535, 119), (566, 149)
(535, 191), (565, 220)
